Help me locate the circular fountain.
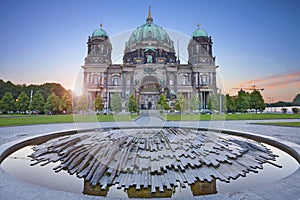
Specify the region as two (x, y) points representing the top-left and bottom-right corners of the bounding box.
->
(1, 127), (299, 198)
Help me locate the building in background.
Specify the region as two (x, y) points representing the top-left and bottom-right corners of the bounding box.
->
(82, 7), (218, 110)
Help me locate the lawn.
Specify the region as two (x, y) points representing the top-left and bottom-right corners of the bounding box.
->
(0, 114), (138, 127)
(166, 113), (300, 121)
(1, 113), (299, 127)
(253, 122), (300, 127)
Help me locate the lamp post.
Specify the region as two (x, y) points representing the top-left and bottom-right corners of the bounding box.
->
(105, 68), (109, 115)
(267, 97), (273, 113)
(219, 89), (222, 114)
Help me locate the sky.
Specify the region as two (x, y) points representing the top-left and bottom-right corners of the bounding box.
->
(0, 0), (299, 102)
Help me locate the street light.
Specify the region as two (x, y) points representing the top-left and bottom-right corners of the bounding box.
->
(219, 89), (222, 114)
(267, 97), (273, 112)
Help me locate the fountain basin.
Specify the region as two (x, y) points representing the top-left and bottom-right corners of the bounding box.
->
(0, 127), (299, 199)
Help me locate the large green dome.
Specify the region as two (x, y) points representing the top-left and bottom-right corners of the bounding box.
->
(127, 22), (172, 47)
(125, 8), (174, 53)
(192, 27), (208, 38)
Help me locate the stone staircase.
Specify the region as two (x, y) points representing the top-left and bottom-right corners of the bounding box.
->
(139, 110), (160, 116)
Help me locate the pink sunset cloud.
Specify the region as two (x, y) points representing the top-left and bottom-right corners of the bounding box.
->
(228, 71), (300, 101)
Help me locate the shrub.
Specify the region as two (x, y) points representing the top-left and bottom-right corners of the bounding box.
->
(281, 108), (287, 114)
(292, 107), (299, 114)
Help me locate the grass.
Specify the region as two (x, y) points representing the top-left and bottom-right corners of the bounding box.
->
(0, 114), (139, 127)
(1, 113), (299, 127)
(253, 122), (300, 127)
(166, 113), (300, 121)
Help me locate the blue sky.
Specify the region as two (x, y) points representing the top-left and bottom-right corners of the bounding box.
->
(0, 0), (299, 101)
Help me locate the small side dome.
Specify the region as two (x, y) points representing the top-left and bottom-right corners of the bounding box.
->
(92, 23), (109, 38)
(192, 23), (208, 37)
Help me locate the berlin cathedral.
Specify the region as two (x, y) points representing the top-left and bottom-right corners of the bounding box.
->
(82, 7), (218, 111)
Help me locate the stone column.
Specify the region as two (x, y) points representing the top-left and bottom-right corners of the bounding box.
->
(200, 91), (203, 109)
(122, 73), (126, 98)
(174, 73), (178, 94)
(213, 72), (217, 87)
(199, 73), (202, 85)
(188, 92), (191, 111)
(166, 72), (170, 88)
(130, 72), (134, 93)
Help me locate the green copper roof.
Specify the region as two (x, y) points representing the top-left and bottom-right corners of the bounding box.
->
(92, 28), (108, 38)
(127, 22), (173, 48)
(192, 28), (208, 37)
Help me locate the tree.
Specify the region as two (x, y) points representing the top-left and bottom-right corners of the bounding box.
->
(226, 94), (236, 113)
(249, 90), (265, 113)
(0, 92), (15, 113)
(293, 94), (300, 106)
(292, 107), (299, 114)
(157, 94), (169, 111)
(208, 94), (219, 111)
(75, 95), (88, 113)
(174, 93), (187, 114)
(61, 93), (72, 114)
(29, 91), (45, 113)
(235, 90), (250, 113)
(0, 79), (69, 101)
(93, 95), (104, 113)
(15, 91), (30, 114)
(110, 93), (122, 114)
(189, 95), (200, 112)
(40, 83), (68, 99)
(127, 94), (138, 114)
(45, 92), (60, 114)
(281, 108), (287, 114)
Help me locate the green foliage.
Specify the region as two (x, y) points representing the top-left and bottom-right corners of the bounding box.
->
(0, 79), (68, 100)
(75, 95), (88, 112)
(249, 90), (265, 113)
(281, 108), (287, 114)
(93, 95), (104, 113)
(127, 94), (138, 114)
(157, 94), (169, 110)
(61, 93), (72, 114)
(226, 94), (236, 113)
(189, 95), (200, 112)
(29, 91), (45, 113)
(174, 93), (187, 114)
(15, 91), (30, 113)
(292, 107), (299, 114)
(208, 94), (219, 111)
(235, 90), (250, 113)
(293, 94), (300, 106)
(0, 92), (15, 113)
(110, 93), (122, 113)
(45, 92), (61, 114)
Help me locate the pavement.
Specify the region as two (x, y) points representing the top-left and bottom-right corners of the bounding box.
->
(0, 115), (299, 200)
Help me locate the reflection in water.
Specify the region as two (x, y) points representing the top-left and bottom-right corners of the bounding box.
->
(83, 180), (110, 196)
(190, 179), (217, 196)
(83, 179), (217, 197)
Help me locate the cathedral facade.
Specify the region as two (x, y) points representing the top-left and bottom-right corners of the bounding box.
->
(82, 8), (218, 111)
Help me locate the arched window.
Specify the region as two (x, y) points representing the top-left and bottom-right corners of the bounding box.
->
(113, 77), (119, 86)
(95, 45), (100, 54)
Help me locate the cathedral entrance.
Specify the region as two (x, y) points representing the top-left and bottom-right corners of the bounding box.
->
(139, 76), (160, 110)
